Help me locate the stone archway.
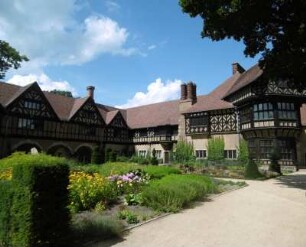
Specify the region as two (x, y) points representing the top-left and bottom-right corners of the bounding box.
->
(12, 142), (42, 154)
(74, 146), (92, 164)
(47, 145), (72, 159)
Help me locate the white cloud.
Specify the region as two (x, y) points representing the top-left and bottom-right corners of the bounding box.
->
(0, 0), (138, 68)
(148, 45), (157, 51)
(116, 78), (182, 109)
(105, 0), (121, 12)
(8, 73), (78, 96)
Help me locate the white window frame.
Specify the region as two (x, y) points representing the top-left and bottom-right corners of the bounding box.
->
(195, 150), (207, 159)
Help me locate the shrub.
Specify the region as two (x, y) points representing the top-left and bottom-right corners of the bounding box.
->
(237, 139), (249, 165)
(124, 193), (143, 206)
(245, 159), (263, 179)
(0, 153), (71, 247)
(142, 174), (216, 212)
(207, 137), (225, 161)
(91, 146), (103, 164)
(117, 210), (139, 224)
(72, 212), (124, 241)
(150, 149), (159, 165)
(69, 171), (117, 213)
(174, 139), (195, 163)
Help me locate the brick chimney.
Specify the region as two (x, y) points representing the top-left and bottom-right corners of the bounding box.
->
(181, 83), (187, 100)
(87, 86), (95, 99)
(232, 62), (245, 75)
(186, 81), (197, 104)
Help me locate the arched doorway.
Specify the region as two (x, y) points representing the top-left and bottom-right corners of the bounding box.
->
(47, 145), (72, 159)
(75, 146), (92, 164)
(13, 143), (42, 154)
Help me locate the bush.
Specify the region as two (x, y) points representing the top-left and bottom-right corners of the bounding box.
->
(72, 212), (124, 242)
(174, 139), (195, 163)
(117, 210), (139, 224)
(91, 146), (103, 164)
(245, 159), (263, 179)
(0, 153), (71, 247)
(207, 137), (225, 161)
(0, 180), (13, 247)
(69, 171), (117, 213)
(142, 174), (216, 212)
(237, 139), (249, 165)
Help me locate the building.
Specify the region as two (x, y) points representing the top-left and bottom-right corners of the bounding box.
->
(1, 63), (306, 169)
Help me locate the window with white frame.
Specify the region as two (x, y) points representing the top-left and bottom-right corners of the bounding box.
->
(224, 150), (237, 159)
(195, 150), (207, 159)
(138, 150), (146, 157)
(155, 150), (162, 159)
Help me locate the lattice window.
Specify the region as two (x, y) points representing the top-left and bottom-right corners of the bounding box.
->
(253, 103), (274, 121)
(259, 139), (273, 159)
(278, 139), (295, 160)
(18, 118), (43, 130)
(277, 102), (297, 120)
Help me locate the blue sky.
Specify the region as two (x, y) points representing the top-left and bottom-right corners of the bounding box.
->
(0, 0), (259, 108)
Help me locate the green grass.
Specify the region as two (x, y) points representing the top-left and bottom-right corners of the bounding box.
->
(142, 174), (216, 212)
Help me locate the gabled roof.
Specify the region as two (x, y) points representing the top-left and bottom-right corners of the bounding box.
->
(0, 82), (21, 106)
(105, 110), (119, 125)
(44, 91), (76, 121)
(0, 81), (34, 107)
(223, 64), (263, 98)
(125, 100), (180, 129)
(69, 98), (88, 120)
(209, 72), (241, 99)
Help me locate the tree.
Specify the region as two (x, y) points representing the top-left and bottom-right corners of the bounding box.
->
(0, 40), (29, 79)
(179, 0), (306, 89)
(50, 89), (73, 98)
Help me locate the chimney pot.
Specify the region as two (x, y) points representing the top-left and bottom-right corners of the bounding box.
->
(232, 62), (245, 75)
(87, 86), (95, 99)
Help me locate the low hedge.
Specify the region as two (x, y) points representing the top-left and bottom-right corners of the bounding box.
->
(142, 174), (216, 212)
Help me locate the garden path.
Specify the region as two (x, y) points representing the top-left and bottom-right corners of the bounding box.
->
(93, 170), (306, 247)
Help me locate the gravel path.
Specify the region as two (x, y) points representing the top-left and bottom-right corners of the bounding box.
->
(93, 170), (306, 247)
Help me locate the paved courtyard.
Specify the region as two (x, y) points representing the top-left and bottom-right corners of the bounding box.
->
(94, 170), (306, 247)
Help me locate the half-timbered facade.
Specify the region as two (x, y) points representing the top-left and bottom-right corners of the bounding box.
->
(0, 62), (306, 168)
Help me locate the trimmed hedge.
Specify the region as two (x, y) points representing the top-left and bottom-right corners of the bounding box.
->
(0, 153), (71, 247)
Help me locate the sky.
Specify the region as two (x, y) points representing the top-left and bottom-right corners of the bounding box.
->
(0, 0), (259, 109)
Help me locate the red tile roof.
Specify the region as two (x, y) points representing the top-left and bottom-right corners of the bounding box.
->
(125, 100), (180, 129)
(223, 64), (263, 98)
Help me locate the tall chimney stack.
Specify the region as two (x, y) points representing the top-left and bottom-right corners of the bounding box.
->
(232, 62), (245, 75)
(87, 86), (95, 99)
(180, 83), (187, 100)
(186, 81), (197, 104)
